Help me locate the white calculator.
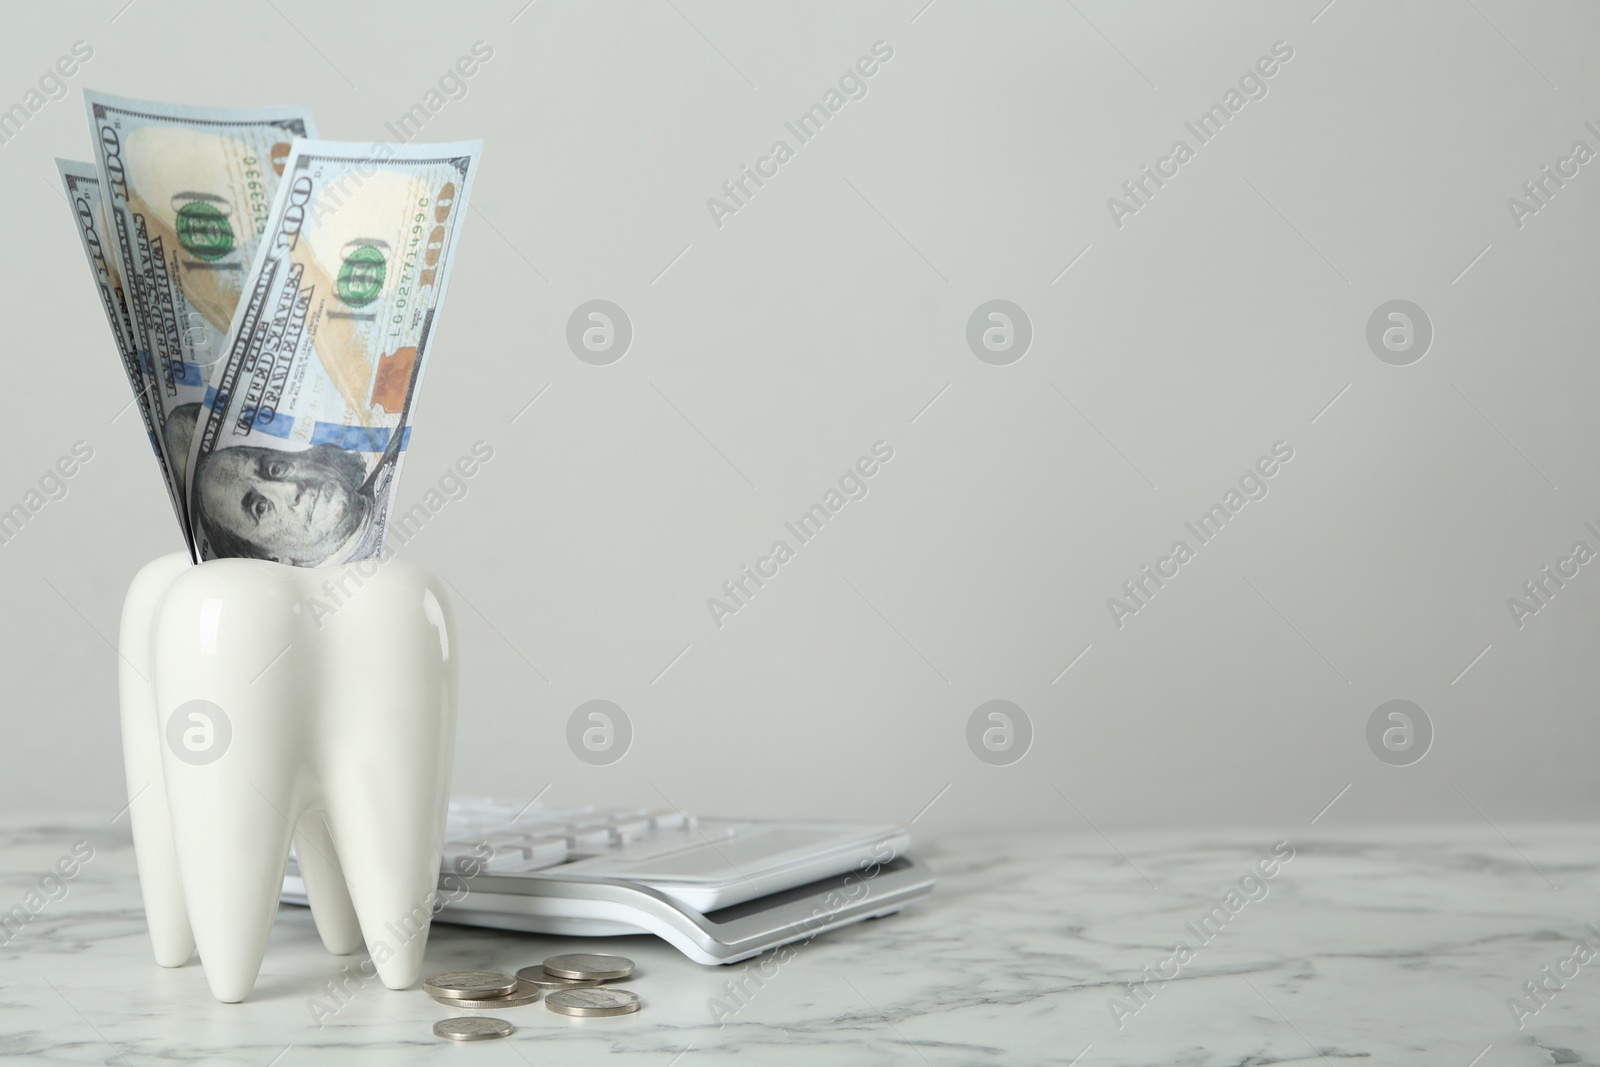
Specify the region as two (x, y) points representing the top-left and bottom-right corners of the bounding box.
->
(281, 796), (934, 965)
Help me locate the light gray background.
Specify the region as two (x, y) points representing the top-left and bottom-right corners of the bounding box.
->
(3, 0), (1597, 835)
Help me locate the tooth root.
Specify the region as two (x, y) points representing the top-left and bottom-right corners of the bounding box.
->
(326, 797), (441, 990)
(118, 554), (195, 968)
(294, 815), (362, 955)
(154, 566), (303, 1003)
(164, 772), (297, 1002)
(324, 574), (458, 991)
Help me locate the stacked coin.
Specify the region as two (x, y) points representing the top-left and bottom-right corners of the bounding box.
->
(426, 969), (536, 1040)
(427, 954), (640, 1039)
(531, 954), (641, 1017)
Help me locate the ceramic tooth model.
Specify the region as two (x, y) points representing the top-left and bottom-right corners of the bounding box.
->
(118, 552), (460, 1003)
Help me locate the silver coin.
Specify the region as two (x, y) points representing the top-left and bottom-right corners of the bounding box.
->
(424, 970), (519, 999)
(516, 965), (601, 989)
(542, 953), (635, 981)
(430, 980), (543, 1009)
(545, 987), (642, 1017)
(434, 1016), (515, 1041)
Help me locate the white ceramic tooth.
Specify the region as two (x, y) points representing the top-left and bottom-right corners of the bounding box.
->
(126, 552), (459, 1003)
(117, 553), (195, 968)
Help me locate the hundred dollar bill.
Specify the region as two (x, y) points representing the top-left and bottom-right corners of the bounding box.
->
(187, 139), (482, 566)
(84, 90), (315, 501)
(57, 158), (193, 555)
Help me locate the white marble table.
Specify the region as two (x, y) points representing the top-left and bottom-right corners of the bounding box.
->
(3, 818), (1599, 1065)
